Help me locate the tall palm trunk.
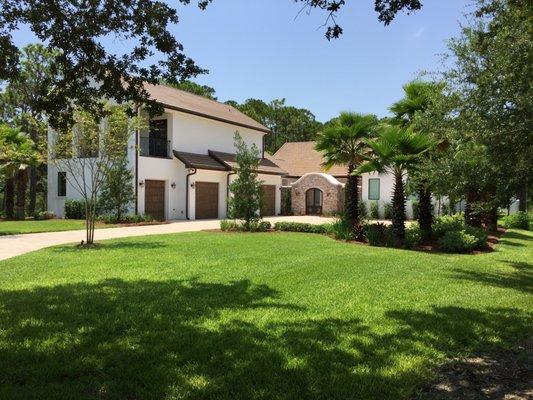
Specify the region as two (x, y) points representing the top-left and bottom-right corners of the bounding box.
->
(15, 168), (27, 220)
(345, 162), (359, 232)
(417, 182), (433, 242)
(392, 172), (406, 247)
(5, 177), (15, 219)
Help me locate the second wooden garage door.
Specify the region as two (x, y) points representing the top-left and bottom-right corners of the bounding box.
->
(145, 180), (165, 220)
(195, 182), (219, 219)
(261, 185), (276, 216)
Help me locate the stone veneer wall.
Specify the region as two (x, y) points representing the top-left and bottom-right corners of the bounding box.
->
(291, 173), (344, 215)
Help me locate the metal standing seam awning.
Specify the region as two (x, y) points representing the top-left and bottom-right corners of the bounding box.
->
(173, 150), (287, 175)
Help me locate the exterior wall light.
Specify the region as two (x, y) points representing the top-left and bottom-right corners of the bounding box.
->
(139, 180), (145, 188)
(171, 182), (176, 189)
(190, 182), (195, 188)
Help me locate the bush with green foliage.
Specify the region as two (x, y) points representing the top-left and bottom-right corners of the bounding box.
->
(364, 223), (392, 247)
(383, 202), (392, 219)
(441, 203), (450, 216)
(98, 157), (135, 221)
(432, 213), (465, 237)
(327, 218), (353, 241)
(464, 226), (488, 250)
(405, 223), (422, 249)
(220, 220), (271, 232)
(97, 214), (154, 224)
(273, 222), (329, 234)
(358, 202), (367, 219)
(64, 199), (86, 219)
(370, 201), (379, 219)
(33, 211), (55, 220)
(438, 230), (477, 253)
(502, 211), (530, 230)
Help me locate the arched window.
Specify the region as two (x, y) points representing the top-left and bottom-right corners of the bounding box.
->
(305, 188), (323, 215)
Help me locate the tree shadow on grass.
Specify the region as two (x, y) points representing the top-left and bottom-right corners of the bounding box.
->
(450, 261), (533, 294)
(502, 231), (532, 241)
(51, 240), (170, 253)
(0, 279), (531, 400)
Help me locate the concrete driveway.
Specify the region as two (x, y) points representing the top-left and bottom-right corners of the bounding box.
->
(0, 216), (334, 261)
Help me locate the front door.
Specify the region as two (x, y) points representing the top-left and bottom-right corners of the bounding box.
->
(145, 180), (166, 220)
(305, 188), (323, 215)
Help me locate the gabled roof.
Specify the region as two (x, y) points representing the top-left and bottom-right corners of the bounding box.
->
(266, 141), (348, 177)
(173, 150), (287, 175)
(209, 150), (287, 175)
(144, 83), (270, 133)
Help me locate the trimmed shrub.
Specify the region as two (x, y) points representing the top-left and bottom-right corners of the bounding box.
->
(383, 202), (392, 219)
(464, 226), (488, 250)
(433, 213), (465, 237)
(438, 230), (477, 253)
(502, 211), (530, 230)
(64, 199), (86, 219)
(405, 223), (422, 249)
(370, 201), (379, 219)
(221, 219), (271, 232)
(34, 211), (55, 220)
(364, 222), (388, 246)
(358, 202), (367, 219)
(327, 218), (353, 241)
(98, 214), (154, 224)
(273, 222), (329, 234)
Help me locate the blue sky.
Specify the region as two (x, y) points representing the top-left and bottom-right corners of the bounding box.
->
(12, 0), (469, 122)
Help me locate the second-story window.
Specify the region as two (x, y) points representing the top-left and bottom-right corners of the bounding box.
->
(141, 119), (169, 158)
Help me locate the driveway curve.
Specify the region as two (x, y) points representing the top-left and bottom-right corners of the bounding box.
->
(0, 216), (333, 261)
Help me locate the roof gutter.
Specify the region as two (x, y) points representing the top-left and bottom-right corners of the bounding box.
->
(159, 102), (271, 134)
(185, 168), (197, 220)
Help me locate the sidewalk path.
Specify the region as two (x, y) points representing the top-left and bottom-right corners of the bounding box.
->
(0, 216), (333, 261)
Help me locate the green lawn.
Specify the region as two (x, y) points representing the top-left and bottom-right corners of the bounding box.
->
(0, 219), (117, 235)
(0, 230), (531, 399)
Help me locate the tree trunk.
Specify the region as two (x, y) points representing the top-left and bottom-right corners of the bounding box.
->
(417, 182), (433, 242)
(486, 206), (498, 233)
(28, 166), (38, 215)
(15, 169), (27, 220)
(464, 190), (482, 227)
(392, 172), (406, 247)
(5, 177), (15, 219)
(344, 163), (359, 233)
(517, 182), (528, 212)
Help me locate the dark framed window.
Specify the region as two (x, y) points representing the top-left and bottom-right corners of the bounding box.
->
(368, 178), (380, 200)
(305, 188), (323, 215)
(57, 172), (67, 197)
(140, 119), (169, 158)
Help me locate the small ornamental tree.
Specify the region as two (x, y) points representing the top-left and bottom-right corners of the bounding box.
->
(51, 104), (140, 244)
(99, 156), (135, 222)
(228, 132), (263, 230)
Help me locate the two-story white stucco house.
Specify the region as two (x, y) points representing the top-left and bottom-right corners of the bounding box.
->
(48, 83), (286, 220)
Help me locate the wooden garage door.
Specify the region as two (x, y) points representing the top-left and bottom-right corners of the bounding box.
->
(195, 182), (219, 219)
(145, 180), (165, 220)
(261, 185), (276, 217)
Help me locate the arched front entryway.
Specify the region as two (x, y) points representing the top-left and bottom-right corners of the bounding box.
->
(305, 188), (323, 215)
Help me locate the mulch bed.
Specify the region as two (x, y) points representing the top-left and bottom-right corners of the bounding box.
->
(414, 340), (533, 400)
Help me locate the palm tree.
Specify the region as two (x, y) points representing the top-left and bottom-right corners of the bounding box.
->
(357, 125), (437, 247)
(390, 80), (443, 241)
(315, 112), (377, 232)
(0, 124), (40, 219)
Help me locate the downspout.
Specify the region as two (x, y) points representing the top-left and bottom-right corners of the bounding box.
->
(185, 168), (197, 220)
(135, 105), (140, 215)
(226, 171), (237, 216)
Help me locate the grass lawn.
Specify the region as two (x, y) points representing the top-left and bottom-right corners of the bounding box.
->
(0, 219), (117, 235)
(0, 230), (531, 399)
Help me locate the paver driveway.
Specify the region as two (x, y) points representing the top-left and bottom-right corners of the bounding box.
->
(0, 216), (333, 261)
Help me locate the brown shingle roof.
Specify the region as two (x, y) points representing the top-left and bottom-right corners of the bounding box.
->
(209, 150), (287, 175)
(173, 151), (227, 171)
(266, 141), (348, 177)
(144, 83), (270, 133)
